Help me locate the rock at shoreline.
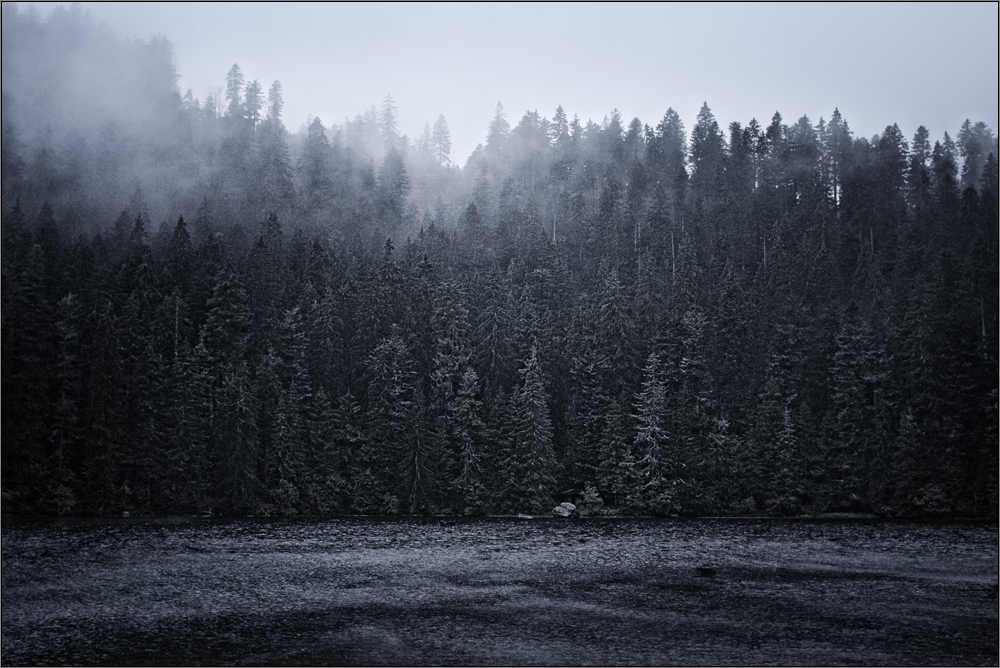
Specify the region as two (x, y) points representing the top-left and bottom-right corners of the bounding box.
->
(552, 502), (578, 518)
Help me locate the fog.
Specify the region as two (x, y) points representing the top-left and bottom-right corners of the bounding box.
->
(16, 2), (999, 163)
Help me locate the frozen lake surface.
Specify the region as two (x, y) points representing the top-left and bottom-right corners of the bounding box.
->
(2, 516), (997, 665)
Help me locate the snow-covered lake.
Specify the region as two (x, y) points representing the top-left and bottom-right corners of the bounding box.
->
(2, 516), (997, 665)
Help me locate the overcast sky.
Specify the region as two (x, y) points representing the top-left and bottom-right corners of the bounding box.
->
(23, 2), (1000, 164)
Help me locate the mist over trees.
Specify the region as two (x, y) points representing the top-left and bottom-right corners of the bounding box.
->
(2, 6), (997, 518)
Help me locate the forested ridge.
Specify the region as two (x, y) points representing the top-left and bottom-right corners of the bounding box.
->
(2, 6), (997, 517)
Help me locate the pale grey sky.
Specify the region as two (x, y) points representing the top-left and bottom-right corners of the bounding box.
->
(22, 2), (1000, 163)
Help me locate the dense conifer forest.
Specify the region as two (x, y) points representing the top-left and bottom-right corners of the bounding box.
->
(2, 6), (997, 517)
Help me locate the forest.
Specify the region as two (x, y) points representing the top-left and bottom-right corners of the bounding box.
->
(2, 5), (997, 518)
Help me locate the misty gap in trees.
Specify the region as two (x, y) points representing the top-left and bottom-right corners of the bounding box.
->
(2, 5), (997, 518)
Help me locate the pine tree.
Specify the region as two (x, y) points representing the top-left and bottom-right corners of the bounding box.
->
(829, 303), (891, 511)
(377, 147), (411, 235)
(200, 262), (260, 512)
(633, 352), (679, 515)
(565, 333), (609, 486)
(486, 102), (510, 156)
(699, 416), (741, 513)
(2, 243), (56, 511)
(451, 368), (486, 512)
(431, 114), (451, 166)
(595, 262), (636, 397)
(504, 348), (557, 513)
(689, 103), (726, 206)
(930, 134), (961, 242)
(163, 217), (193, 294)
(426, 279), (473, 508)
(322, 390), (363, 511)
(244, 79), (263, 129)
(298, 117), (334, 217)
(159, 329), (211, 513)
(267, 80), (284, 124)
(363, 330), (416, 513)
(256, 110), (295, 216)
(823, 108), (853, 208)
(379, 94), (400, 151)
(646, 109), (688, 209)
(597, 395), (639, 509)
(674, 306), (713, 511)
(957, 119), (996, 192)
(224, 64), (245, 121)
(214, 360), (260, 512)
(473, 266), (514, 399)
(49, 292), (83, 513)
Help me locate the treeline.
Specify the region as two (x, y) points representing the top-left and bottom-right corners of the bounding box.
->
(2, 4), (997, 517)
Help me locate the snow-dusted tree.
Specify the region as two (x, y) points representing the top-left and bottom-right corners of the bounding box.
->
(214, 360), (259, 512)
(298, 117), (334, 215)
(565, 330), (609, 485)
(689, 102), (726, 202)
(255, 85), (294, 216)
(597, 395), (639, 508)
(160, 325), (212, 512)
(504, 347), (557, 513)
(224, 63), (244, 120)
(377, 147), (410, 233)
(244, 79), (263, 129)
(486, 102), (510, 154)
(199, 263), (261, 512)
(633, 352), (679, 515)
(432, 114), (451, 165)
(829, 302), (891, 509)
(473, 266), (515, 399)
(453, 368), (485, 489)
(958, 119), (996, 192)
(266, 80), (284, 124)
(634, 353), (668, 481)
(364, 329), (416, 513)
(428, 280), (473, 507)
(596, 262), (636, 397)
(379, 94), (399, 150)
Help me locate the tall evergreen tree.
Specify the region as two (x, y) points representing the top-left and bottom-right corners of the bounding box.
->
(431, 114), (452, 166)
(504, 348), (557, 513)
(633, 352), (679, 515)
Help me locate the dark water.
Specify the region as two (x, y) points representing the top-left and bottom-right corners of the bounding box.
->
(2, 516), (997, 666)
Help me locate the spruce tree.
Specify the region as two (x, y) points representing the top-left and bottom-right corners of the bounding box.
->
(633, 352), (679, 515)
(505, 348), (557, 513)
